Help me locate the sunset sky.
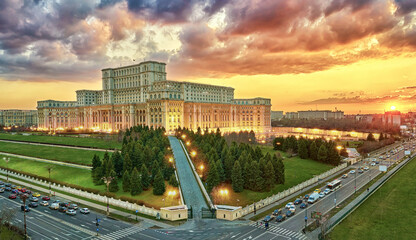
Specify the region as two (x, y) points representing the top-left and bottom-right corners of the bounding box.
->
(0, 0), (415, 114)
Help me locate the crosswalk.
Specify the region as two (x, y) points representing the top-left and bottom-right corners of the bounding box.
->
(249, 222), (307, 240)
(96, 226), (145, 240)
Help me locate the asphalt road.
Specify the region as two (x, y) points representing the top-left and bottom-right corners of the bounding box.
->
(168, 136), (208, 218)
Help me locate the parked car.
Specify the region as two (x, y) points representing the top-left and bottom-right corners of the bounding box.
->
(42, 196), (51, 201)
(66, 209), (76, 216)
(40, 201), (49, 206)
(323, 188), (331, 195)
(314, 189), (321, 194)
(263, 215), (274, 222)
(319, 193), (325, 198)
(286, 210), (294, 217)
(272, 209), (282, 216)
(49, 203), (59, 210)
(294, 199), (302, 205)
(58, 206), (67, 213)
(68, 204), (78, 210)
(80, 208), (90, 214)
(300, 203), (308, 209)
(9, 194), (17, 199)
(20, 205), (30, 212)
(349, 170), (356, 174)
(32, 192), (41, 197)
(285, 202), (294, 209)
(342, 174), (348, 178)
(276, 214), (286, 222)
(28, 202), (38, 208)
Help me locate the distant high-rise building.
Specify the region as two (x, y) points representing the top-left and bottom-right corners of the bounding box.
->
(37, 61), (272, 134)
(383, 111), (401, 126)
(297, 110), (344, 120)
(0, 109), (38, 127)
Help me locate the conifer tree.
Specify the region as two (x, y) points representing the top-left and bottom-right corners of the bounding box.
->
(130, 167), (142, 196)
(112, 151), (123, 177)
(252, 161), (264, 191)
(309, 141), (318, 161)
(109, 170), (119, 192)
(318, 144), (328, 163)
(264, 160), (275, 191)
(298, 140), (309, 159)
(151, 160), (159, 182)
(123, 153), (132, 174)
(168, 174), (178, 187)
(92, 154), (101, 171)
(231, 161), (244, 192)
(206, 161), (220, 193)
(153, 169), (166, 195)
(122, 170), (131, 192)
(216, 159), (226, 182)
(224, 150), (234, 181)
(141, 164), (151, 190)
(276, 157), (285, 184)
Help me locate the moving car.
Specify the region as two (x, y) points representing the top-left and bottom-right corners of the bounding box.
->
(42, 196), (51, 201)
(319, 193), (325, 198)
(371, 162), (376, 166)
(53, 200), (60, 204)
(363, 166), (369, 171)
(29, 196), (38, 202)
(49, 203), (59, 210)
(9, 194), (17, 199)
(300, 203), (308, 209)
(5, 183), (11, 187)
(286, 210), (294, 217)
(308, 193), (320, 204)
(28, 202), (38, 208)
(358, 169), (364, 174)
(314, 189), (321, 194)
(32, 192), (41, 197)
(285, 202), (294, 209)
(0, 188), (4, 193)
(349, 170), (356, 174)
(276, 214), (286, 222)
(80, 208), (90, 214)
(5, 187), (11, 191)
(342, 174), (348, 178)
(304, 194), (309, 199)
(294, 199), (302, 205)
(58, 206), (67, 213)
(40, 201), (49, 206)
(21, 206), (30, 212)
(289, 206), (296, 212)
(263, 215), (274, 222)
(272, 209), (282, 216)
(66, 209), (76, 216)
(323, 188), (331, 195)
(68, 203), (78, 210)
(59, 202), (69, 208)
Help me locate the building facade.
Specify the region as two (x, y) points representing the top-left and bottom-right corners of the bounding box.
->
(37, 61), (271, 134)
(271, 111), (284, 121)
(0, 109), (38, 127)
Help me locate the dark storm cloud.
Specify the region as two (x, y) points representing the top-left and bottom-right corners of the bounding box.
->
(394, 0), (416, 15)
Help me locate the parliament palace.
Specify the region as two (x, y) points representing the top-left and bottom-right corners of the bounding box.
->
(37, 61), (271, 134)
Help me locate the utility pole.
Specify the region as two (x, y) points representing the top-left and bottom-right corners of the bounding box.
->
(102, 176), (114, 216)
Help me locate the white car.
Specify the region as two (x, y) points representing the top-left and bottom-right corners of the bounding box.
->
(364, 166), (369, 171)
(289, 206), (296, 212)
(371, 162), (376, 166)
(323, 188), (331, 195)
(285, 202), (294, 209)
(80, 208), (90, 214)
(349, 170), (356, 174)
(319, 193), (325, 198)
(66, 209), (76, 216)
(40, 201), (49, 206)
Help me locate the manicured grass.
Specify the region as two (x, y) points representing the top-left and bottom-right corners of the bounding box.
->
(0, 154), (179, 209)
(330, 158), (416, 240)
(213, 146), (333, 206)
(0, 141), (106, 165)
(0, 226), (24, 240)
(0, 132), (121, 149)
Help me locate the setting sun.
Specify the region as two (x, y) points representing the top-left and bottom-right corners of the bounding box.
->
(390, 106), (397, 110)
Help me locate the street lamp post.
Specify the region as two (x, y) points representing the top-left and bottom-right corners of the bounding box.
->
(20, 193), (29, 239)
(102, 176), (114, 216)
(199, 165), (204, 178)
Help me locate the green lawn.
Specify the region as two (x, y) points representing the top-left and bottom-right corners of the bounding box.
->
(0, 154), (179, 209)
(0, 226), (24, 240)
(213, 146), (333, 206)
(0, 141), (106, 165)
(0, 132), (121, 149)
(330, 158), (416, 240)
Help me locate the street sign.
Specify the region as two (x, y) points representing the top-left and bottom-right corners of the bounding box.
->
(304, 216), (308, 221)
(136, 210), (139, 213)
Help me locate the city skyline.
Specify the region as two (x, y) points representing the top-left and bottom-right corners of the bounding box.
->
(0, 0), (415, 114)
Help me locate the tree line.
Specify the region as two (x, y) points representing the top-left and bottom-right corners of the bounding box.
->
(273, 136), (342, 165)
(91, 125), (177, 196)
(176, 127), (285, 194)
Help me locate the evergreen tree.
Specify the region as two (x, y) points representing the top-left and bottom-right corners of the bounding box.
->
(123, 153), (132, 174)
(206, 161), (220, 193)
(130, 167), (143, 196)
(328, 143), (341, 166)
(122, 170), (131, 192)
(276, 157), (285, 184)
(272, 154), (280, 184)
(298, 140), (309, 159)
(224, 150), (234, 181)
(379, 133), (384, 141)
(216, 159), (226, 182)
(317, 144), (328, 163)
(112, 151), (123, 177)
(309, 141), (318, 161)
(92, 154), (101, 171)
(168, 174), (178, 187)
(263, 161), (275, 191)
(259, 158), (267, 179)
(151, 160), (159, 182)
(92, 166), (104, 185)
(243, 161), (251, 189)
(231, 161), (244, 192)
(141, 164), (151, 190)
(109, 170), (119, 192)
(252, 161), (264, 191)
(367, 133), (376, 141)
(153, 169), (166, 195)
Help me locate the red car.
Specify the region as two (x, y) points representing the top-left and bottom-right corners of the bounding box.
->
(42, 196), (51, 201)
(20, 188), (27, 193)
(9, 194), (17, 199)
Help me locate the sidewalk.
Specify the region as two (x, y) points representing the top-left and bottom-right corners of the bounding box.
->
(245, 164), (351, 219)
(0, 173), (173, 229)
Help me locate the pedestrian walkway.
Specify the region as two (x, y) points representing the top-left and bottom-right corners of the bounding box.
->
(168, 136), (208, 219)
(248, 222), (307, 240)
(0, 139), (114, 152)
(95, 226), (145, 240)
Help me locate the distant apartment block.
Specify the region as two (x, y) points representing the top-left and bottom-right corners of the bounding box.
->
(0, 109), (38, 127)
(285, 112), (299, 119)
(284, 110), (344, 120)
(271, 111), (284, 121)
